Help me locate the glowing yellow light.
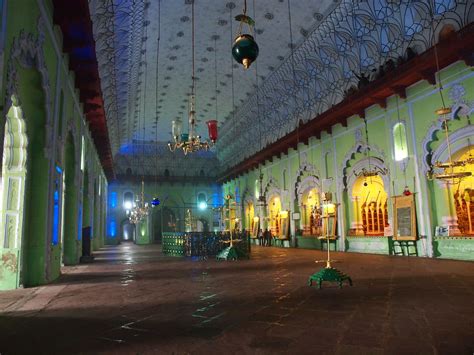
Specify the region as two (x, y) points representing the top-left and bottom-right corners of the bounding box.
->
(322, 203), (335, 215)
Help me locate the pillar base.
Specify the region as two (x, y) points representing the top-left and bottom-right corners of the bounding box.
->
(442, 216), (462, 237)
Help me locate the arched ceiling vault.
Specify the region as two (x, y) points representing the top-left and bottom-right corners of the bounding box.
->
(87, 0), (339, 177)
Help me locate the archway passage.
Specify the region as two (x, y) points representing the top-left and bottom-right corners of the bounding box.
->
(121, 220), (135, 242)
(352, 175), (389, 236)
(0, 97), (28, 290)
(63, 132), (78, 265)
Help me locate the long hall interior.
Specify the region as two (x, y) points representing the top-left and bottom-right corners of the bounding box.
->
(0, 0), (473, 354)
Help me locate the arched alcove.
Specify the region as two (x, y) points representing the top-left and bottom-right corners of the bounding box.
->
(295, 175), (322, 235)
(0, 96), (28, 252)
(342, 146), (390, 236)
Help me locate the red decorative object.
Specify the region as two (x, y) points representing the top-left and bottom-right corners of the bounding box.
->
(207, 120), (218, 142)
(403, 186), (412, 196)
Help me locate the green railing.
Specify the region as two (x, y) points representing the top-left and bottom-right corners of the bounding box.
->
(162, 231), (250, 258)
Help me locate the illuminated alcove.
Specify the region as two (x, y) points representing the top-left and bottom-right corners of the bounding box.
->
(301, 188), (321, 236)
(351, 175), (389, 236)
(451, 146), (474, 235)
(268, 195), (282, 236)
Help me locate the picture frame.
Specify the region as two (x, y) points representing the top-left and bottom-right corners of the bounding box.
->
(393, 194), (417, 241)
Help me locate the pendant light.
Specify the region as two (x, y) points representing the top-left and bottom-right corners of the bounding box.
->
(232, 0), (259, 69)
(427, 2), (472, 182)
(168, 0), (217, 154)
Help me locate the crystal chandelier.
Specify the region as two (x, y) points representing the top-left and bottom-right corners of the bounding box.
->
(128, 180), (149, 224)
(168, 97), (218, 155)
(168, 0), (217, 155)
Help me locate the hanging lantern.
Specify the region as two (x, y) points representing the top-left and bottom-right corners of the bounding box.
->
(232, 34), (259, 69)
(206, 120), (218, 143)
(232, 1), (259, 69)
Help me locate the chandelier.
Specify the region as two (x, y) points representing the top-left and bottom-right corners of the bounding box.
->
(128, 180), (149, 224)
(425, 10), (472, 182)
(168, 98), (218, 155)
(355, 118), (386, 182)
(427, 107), (473, 181)
(168, 0), (217, 155)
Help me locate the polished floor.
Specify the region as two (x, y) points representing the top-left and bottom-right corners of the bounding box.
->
(0, 243), (473, 354)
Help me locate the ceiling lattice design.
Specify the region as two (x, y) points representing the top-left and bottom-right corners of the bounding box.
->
(88, 0), (339, 174)
(88, 0), (473, 176)
(217, 0), (474, 170)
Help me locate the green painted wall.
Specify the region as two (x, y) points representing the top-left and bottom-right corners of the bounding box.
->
(0, 0), (108, 289)
(63, 133), (78, 265)
(223, 61), (474, 261)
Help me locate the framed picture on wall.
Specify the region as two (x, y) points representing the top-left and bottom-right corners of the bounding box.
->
(393, 194), (417, 241)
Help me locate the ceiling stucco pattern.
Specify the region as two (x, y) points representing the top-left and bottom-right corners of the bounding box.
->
(89, 0), (339, 174)
(88, 0), (472, 176)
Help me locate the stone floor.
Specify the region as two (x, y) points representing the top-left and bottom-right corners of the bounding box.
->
(0, 243), (473, 354)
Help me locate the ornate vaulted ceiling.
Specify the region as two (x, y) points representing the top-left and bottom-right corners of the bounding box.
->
(87, 0), (339, 176)
(84, 0), (472, 180)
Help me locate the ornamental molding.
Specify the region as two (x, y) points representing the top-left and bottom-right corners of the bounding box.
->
(421, 84), (474, 175)
(4, 17), (53, 160)
(296, 175), (321, 206)
(341, 140), (387, 186)
(344, 155), (390, 192)
(263, 176), (281, 205)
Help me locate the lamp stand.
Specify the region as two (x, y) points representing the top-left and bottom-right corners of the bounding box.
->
(308, 203), (352, 289)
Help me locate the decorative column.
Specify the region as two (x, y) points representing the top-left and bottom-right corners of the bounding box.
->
(350, 196), (365, 236)
(443, 181), (462, 236)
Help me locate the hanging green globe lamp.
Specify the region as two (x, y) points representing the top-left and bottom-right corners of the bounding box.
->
(232, 0), (259, 69)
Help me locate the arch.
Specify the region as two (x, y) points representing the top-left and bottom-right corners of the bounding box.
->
(0, 95), (28, 250)
(341, 141), (387, 189)
(345, 157), (390, 195)
(295, 175), (322, 235)
(351, 175), (389, 236)
(423, 123), (474, 177)
(4, 20), (52, 164)
(263, 176), (281, 206)
(296, 175), (321, 206)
